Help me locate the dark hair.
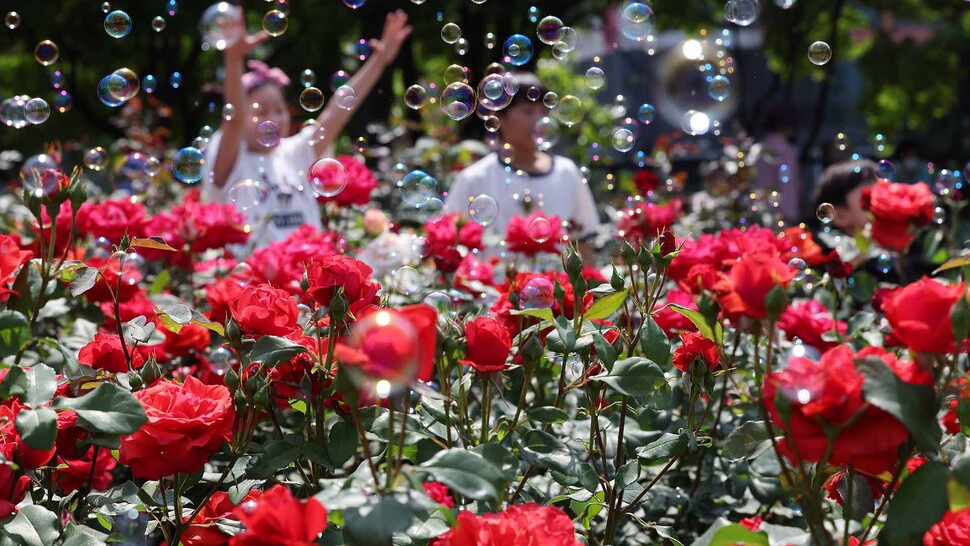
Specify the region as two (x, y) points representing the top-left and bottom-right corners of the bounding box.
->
(502, 71), (547, 111)
(813, 159), (879, 210)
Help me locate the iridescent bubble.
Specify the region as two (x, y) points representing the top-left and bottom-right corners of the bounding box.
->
(551, 41), (570, 61)
(775, 0), (797, 7)
(637, 103), (656, 124)
(262, 10), (288, 36)
(404, 84), (427, 109)
(152, 16), (166, 32)
(50, 71), (64, 89)
(725, 0), (759, 26)
(484, 115), (501, 133)
(477, 74), (514, 111)
(528, 5), (540, 23)
(53, 91), (73, 113)
(933, 206), (947, 225)
(619, 2), (655, 42)
(102, 2), (111, 13)
(392, 266), (421, 295)
(468, 194), (499, 226)
(5, 11), (21, 30)
(707, 75), (731, 101)
(172, 147), (205, 184)
(97, 74), (128, 107)
(528, 216), (555, 243)
(24, 98), (50, 124)
(443, 64), (469, 84)
(612, 127), (636, 152)
(503, 34), (534, 66)
(208, 347), (233, 376)
(334, 85), (357, 110)
(200, 2), (241, 51)
(34, 40), (59, 66)
(256, 120), (281, 147)
(355, 39), (372, 60)
(301, 69), (316, 87)
(346, 309), (421, 387)
(440, 82), (477, 121)
(787, 257), (807, 281)
(526, 86), (542, 101)
(221, 103), (235, 121)
(111, 68), (141, 101)
(877, 159), (894, 181)
(308, 157), (348, 197)
(20, 154), (59, 193)
(875, 253), (893, 274)
(400, 170), (438, 207)
(554, 95), (584, 127)
(104, 10), (132, 38)
(330, 71), (351, 92)
(343, 0), (366, 8)
(556, 27), (579, 52)
(422, 291), (454, 320)
(808, 41), (832, 65)
(145, 156), (162, 177)
(536, 16), (564, 45)
(484, 32), (497, 49)
(170, 71), (183, 88)
(142, 74), (157, 94)
(681, 110), (710, 136)
(519, 277), (555, 309)
(585, 67), (605, 90)
(227, 179), (269, 210)
(534, 116), (560, 151)
(299, 87), (324, 112)
(84, 147), (109, 171)
(543, 91), (559, 108)
(441, 22), (461, 44)
(454, 38), (469, 56)
(816, 202), (835, 224)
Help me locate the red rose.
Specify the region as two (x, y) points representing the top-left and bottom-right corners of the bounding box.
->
(822, 469), (884, 506)
(119, 377), (234, 480)
(881, 277), (966, 354)
(230, 283), (300, 337)
(653, 289), (699, 335)
(161, 322), (211, 359)
(763, 345), (922, 475)
(172, 202), (250, 253)
(182, 490), (263, 546)
(0, 447), (30, 519)
(206, 277), (247, 324)
(617, 199), (682, 246)
(53, 445), (116, 494)
(435, 503), (581, 546)
(99, 290), (157, 330)
(505, 212), (564, 256)
(248, 226), (344, 296)
(337, 304), (438, 384)
(0, 402), (55, 470)
(461, 316), (512, 373)
(76, 197), (150, 243)
(230, 485), (327, 546)
(315, 155), (378, 207)
(490, 271), (592, 337)
(782, 226), (826, 266)
(305, 255), (381, 316)
(717, 253), (795, 320)
(31, 201), (75, 257)
(671, 331), (719, 373)
(0, 234), (32, 303)
(633, 168), (659, 194)
(739, 516), (763, 531)
(777, 299), (846, 351)
(423, 481), (455, 508)
(78, 332), (145, 373)
(861, 181), (935, 251)
(924, 508), (970, 546)
(37, 168), (70, 197)
(454, 255), (496, 291)
(423, 213), (483, 273)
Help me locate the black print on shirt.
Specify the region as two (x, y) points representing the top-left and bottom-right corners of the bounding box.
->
(272, 212), (305, 228)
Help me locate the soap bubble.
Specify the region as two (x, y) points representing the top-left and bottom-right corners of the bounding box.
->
(534, 116), (560, 151)
(543, 92), (559, 108)
(404, 84), (427, 109)
(554, 95), (584, 127)
(503, 34), (534, 66)
(97, 74), (129, 107)
(585, 67), (606, 90)
(20, 154), (59, 193)
(707, 75), (731, 101)
(478, 74), (514, 111)
(334, 85), (357, 110)
(619, 2), (655, 42)
(152, 16), (166, 32)
(443, 64), (470, 84)
(816, 202), (835, 224)
(441, 22), (461, 44)
(345, 309), (421, 386)
(299, 87), (325, 112)
(392, 266), (421, 295)
(111, 68), (141, 101)
(400, 170), (438, 207)
(440, 82), (477, 121)
(221, 103), (235, 121)
(227, 179), (269, 210)
(528, 216), (556, 243)
(536, 16), (564, 45)
(104, 10), (132, 38)
(877, 159), (894, 181)
(556, 27), (579, 52)
(84, 148), (109, 171)
(5, 12), (20, 30)
(53, 91), (73, 113)
(725, 0), (759, 26)
(170, 71), (183, 88)
(142, 75), (157, 94)
(308, 157), (347, 197)
(301, 69), (316, 87)
(612, 127), (636, 152)
(808, 41), (832, 65)
(637, 103), (656, 124)
(200, 3), (241, 51)
(519, 277), (555, 309)
(343, 0), (366, 8)
(681, 110), (710, 136)
(484, 115), (501, 132)
(34, 40), (59, 66)
(468, 194), (499, 226)
(262, 10), (288, 36)
(145, 157), (162, 177)
(172, 147), (205, 184)
(256, 120), (281, 147)
(24, 98), (50, 124)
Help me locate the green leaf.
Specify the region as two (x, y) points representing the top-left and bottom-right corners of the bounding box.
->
(159, 304), (192, 325)
(593, 357), (670, 407)
(881, 460), (949, 546)
(709, 524), (770, 546)
(327, 420), (358, 468)
(637, 432), (688, 463)
(591, 331), (617, 370)
(520, 429), (578, 474)
(129, 236), (177, 252)
(584, 290), (628, 320)
(418, 448), (506, 501)
(510, 307), (555, 322)
(148, 268), (170, 296)
(933, 256), (970, 275)
(0, 310), (31, 358)
(527, 406), (569, 424)
(654, 525), (685, 546)
(344, 497), (414, 546)
(857, 357), (942, 452)
(51, 382), (148, 435)
(639, 315), (670, 366)
(722, 421), (773, 461)
(2, 505), (60, 546)
(0, 364), (57, 408)
(667, 304), (716, 342)
(15, 407), (57, 451)
(190, 309), (225, 337)
(250, 335), (307, 367)
(615, 460), (640, 490)
(69, 267), (99, 297)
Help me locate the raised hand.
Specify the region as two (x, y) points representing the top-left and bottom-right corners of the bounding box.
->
(223, 6), (270, 58)
(369, 10), (413, 66)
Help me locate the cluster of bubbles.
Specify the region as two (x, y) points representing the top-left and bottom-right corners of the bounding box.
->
(0, 96), (51, 127)
(98, 68), (141, 108)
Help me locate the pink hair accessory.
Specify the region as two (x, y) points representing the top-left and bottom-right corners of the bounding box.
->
(242, 60), (291, 93)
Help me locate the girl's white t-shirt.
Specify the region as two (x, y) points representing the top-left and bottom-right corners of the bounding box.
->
(202, 125), (329, 252)
(443, 153), (600, 238)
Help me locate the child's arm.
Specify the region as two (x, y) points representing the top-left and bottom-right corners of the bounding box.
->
(210, 7), (269, 189)
(312, 10), (412, 157)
